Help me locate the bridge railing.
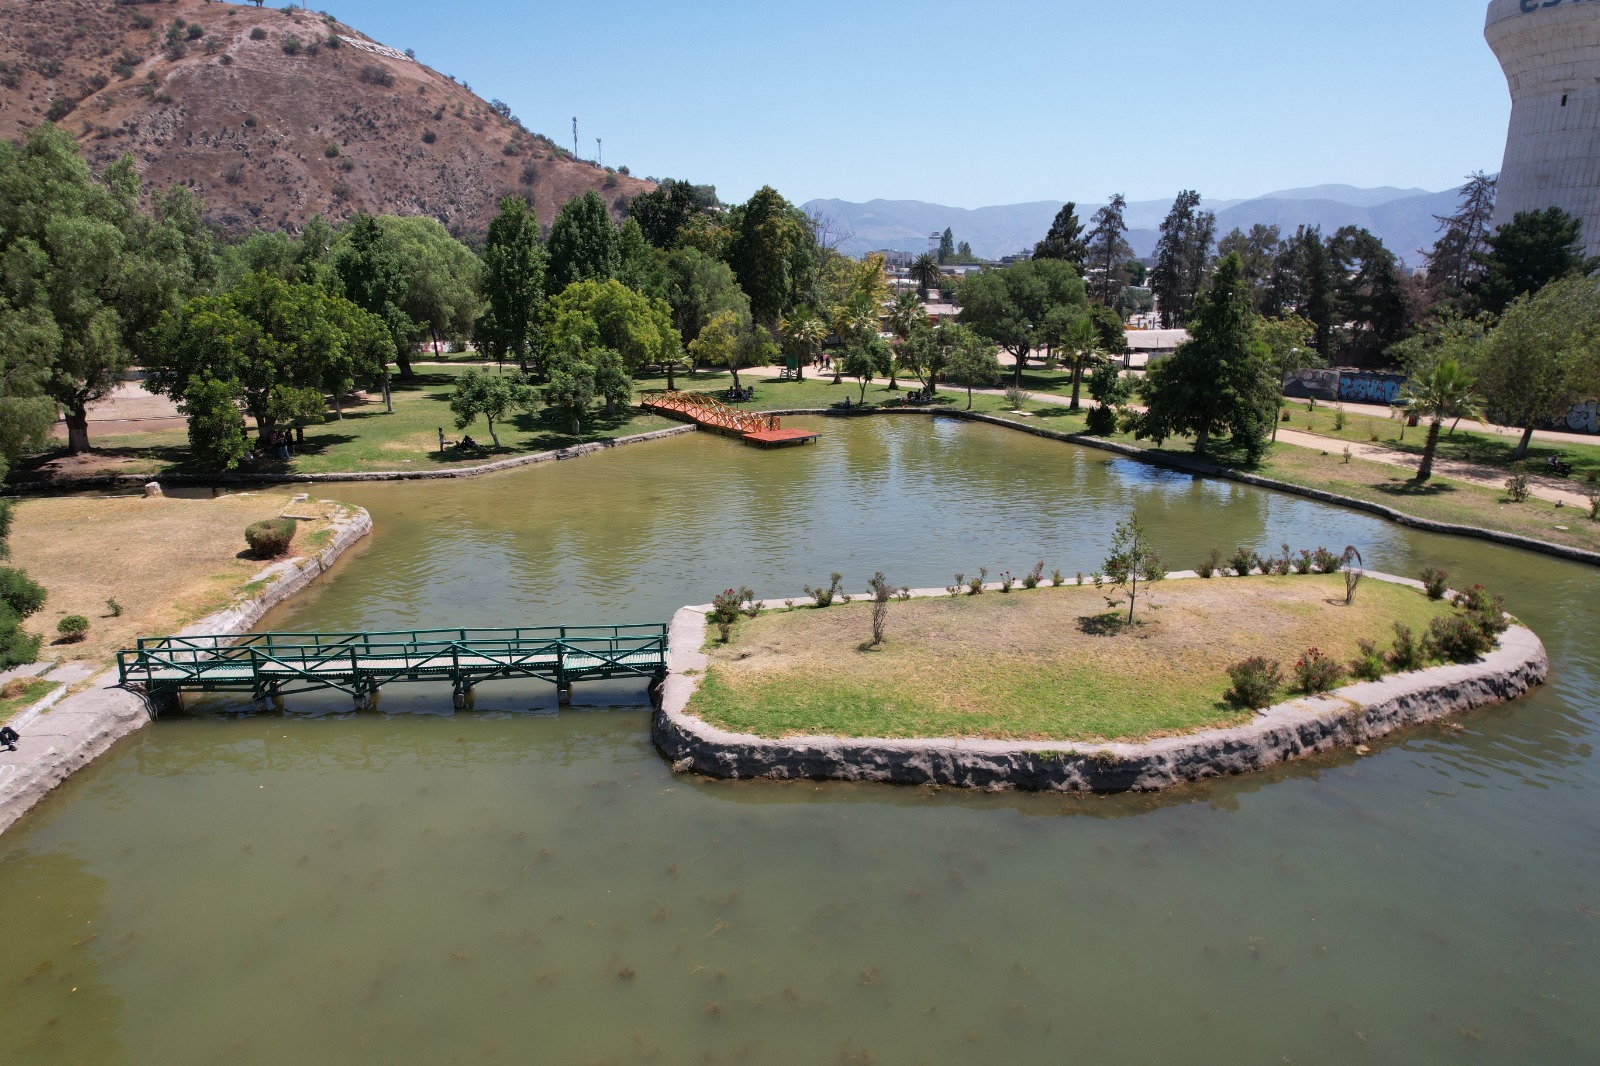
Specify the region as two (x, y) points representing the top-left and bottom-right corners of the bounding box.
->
(117, 625), (668, 690)
(641, 391), (773, 434)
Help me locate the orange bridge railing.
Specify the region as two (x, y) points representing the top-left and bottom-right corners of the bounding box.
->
(641, 391), (778, 435)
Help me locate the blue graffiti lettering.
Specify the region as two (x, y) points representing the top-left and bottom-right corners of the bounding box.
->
(1337, 373), (1403, 405)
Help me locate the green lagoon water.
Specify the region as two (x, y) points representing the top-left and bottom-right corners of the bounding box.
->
(2, 416), (1597, 1063)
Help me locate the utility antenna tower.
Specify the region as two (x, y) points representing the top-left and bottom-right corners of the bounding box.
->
(597, 138), (603, 169)
(571, 117), (578, 159)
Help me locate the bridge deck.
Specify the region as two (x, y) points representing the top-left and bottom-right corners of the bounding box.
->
(117, 624), (669, 707)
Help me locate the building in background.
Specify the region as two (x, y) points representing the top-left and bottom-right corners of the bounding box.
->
(1485, 0), (1600, 258)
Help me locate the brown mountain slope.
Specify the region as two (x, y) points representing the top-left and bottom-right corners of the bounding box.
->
(0, 0), (652, 234)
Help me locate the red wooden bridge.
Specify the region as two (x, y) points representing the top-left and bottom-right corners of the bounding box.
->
(641, 391), (820, 448)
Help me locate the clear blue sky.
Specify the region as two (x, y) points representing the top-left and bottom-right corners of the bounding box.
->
(321, 0), (1510, 207)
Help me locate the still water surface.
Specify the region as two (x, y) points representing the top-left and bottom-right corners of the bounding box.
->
(3, 417), (1597, 1063)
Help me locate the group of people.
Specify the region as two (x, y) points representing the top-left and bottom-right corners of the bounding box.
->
(724, 385), (755, 403)
(241, 429), (294, 464)
(437, 427), (481, 453)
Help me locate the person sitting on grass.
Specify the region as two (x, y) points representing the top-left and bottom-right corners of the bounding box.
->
(0, 725), (18, 751)
(458, 434), (478, 451)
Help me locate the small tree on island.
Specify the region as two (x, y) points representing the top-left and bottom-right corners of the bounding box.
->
(448, 368), (534, 449)
(866, 572), (895, 647)
(1102, 514), (1164, 624)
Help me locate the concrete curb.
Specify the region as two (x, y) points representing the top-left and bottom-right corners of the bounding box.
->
(0, 504), (374, 838)
(11, 425), (697, 492)
(651, 571), (1551, 793)
(760, 406), (1600, 568)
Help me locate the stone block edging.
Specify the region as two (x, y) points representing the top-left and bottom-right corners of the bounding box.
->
(13, 425), (697, 492)
(760, 406), (1600, 568)
(0, 504), (374, 838)
(651, 571), (1550, 793)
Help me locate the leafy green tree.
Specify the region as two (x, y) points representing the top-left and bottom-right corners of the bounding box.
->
(1033, 202), (1088, 270)
(910, 253), (941, 298)
(1327, 226), (1410, 367)
(0, 125), (207, 453)
(150, 272), (391, 458)
(1149, 189), (1216, 328)
(688, 309), (756, 390)
(375, 215), (482, 355)
(180, 373), (251, 470)
(1139, 253), (1276, 461)
(1401, 357), (1484, 482)
(942, 324), (1001, 409)
(1217, 223), (1282, 316)
(448, 367), (534, 448)
(1424, 172), (1497, 309)
(937, 228), (954, 264)
(1471, 207), (1597, 316)
(0, 306), (61, 470)
(1102, 514), (1164, 624)
(1474, 276), (1600, 459)
(591, 347), (633, 417)
(544, 278), (680, 374)
(842, 346), (875, 404)
(897, 320), (945, 395)
(1085, 194), (1133, 306)
(476, 196), (545, 374)
(335, 213), (413, 390)
(627, 179), (717, 249)
(1269, 225), (1336, 357)
(615, 218), (662, 296)
(662, 245), (750, 345)
(1255, 314), (1320, 441)
(543, 352), (597, 435)
(957, 257), (1087, 387)
(546, 190), (621, 295)
(726, 186), (817, 329)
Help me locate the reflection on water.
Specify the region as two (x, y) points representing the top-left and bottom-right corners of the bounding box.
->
(1, 418), (1597, 1063)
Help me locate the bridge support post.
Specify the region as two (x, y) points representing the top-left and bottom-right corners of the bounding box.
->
(453, 682), (473, 710)
(146, 686), (182, 717)
(353, 682), (378, 710)
(557, 683), (572, 706)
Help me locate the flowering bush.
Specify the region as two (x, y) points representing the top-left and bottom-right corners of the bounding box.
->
(1293, 647), (1344, 694)
(1420, 567), (1449, 600)
(1224, 657), (1283, 710)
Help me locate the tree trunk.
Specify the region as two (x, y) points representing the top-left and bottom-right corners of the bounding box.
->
(332, 390), (343, 420)
(1194, 425), (1209, 456)
(382, 371), (393, 414)
(571, 414), (581, 435)
(1127, 573), (1137, 624)
(730, 367), (742, 392)
(966, 385), (974, 411)
(486, 417), (500, 448)
(1513, 422), (1535, 461)
(63, 403), (92, 454)
(1012, 350), (1025, 387)
(1417, 419), (1442, 481)
(1069, 360), (1083, 411)
(666, 363), (677, 391)
(395, 344), (414, 380)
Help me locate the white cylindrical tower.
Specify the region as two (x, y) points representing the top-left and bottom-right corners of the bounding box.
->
(1485, 0), (1600, 259)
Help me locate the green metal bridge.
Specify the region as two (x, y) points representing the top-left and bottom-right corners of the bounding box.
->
(116, 624), (669, 712)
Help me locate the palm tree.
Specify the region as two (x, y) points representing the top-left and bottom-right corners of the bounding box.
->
(910, 253), (940, 299)
(831, 302), (879, 386)
(1401, 358), (1483, 482)
(885, 292), (925, 391)
(780, 309), (827, 382)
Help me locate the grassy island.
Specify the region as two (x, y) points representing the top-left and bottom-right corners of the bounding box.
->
(690, 575), (1458, 743)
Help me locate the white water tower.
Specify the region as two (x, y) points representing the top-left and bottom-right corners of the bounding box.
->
(1485, 0), (1600, 258)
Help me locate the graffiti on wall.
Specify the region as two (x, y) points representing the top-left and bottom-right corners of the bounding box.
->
(1282, 369), (1406, 405)
(1566, 399), (1599, 434)
(1338, 372), (1406, 405)
(1282, 369), (1340, 401)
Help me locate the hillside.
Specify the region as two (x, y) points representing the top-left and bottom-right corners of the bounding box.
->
(808, 186), (1466, 266)
(0, 0), (652, 234)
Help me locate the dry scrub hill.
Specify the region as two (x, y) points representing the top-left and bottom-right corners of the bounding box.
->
(0, 0), (653, 234)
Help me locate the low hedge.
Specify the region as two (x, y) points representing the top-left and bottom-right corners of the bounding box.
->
(244, 518), (297, 559)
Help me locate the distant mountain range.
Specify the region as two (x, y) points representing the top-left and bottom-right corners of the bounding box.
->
(805, 184), (1467, 268)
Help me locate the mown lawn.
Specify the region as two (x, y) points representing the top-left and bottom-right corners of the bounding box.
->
(690, 575), (1458, 743)
(0, 678), (60, 727)
(1277, 399), (1600, 480)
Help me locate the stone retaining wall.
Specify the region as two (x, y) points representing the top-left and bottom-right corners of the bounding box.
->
(652, 574), (1550, 793)
(0, 504), (373, 837)
(16, 425), (696, 492)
